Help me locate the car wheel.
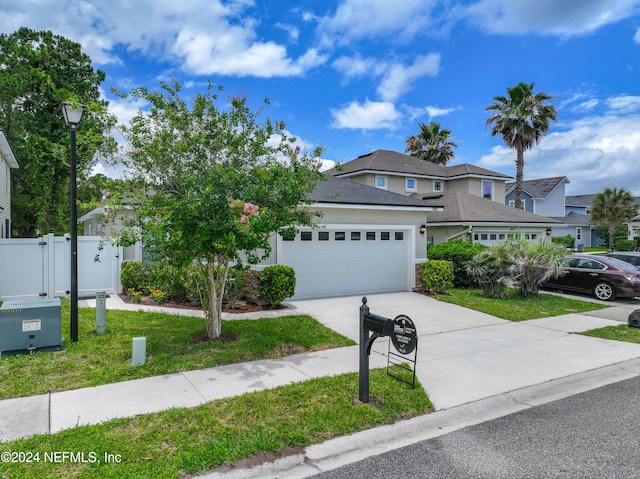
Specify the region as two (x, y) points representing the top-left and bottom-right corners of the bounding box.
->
(593, 281), (616, 301)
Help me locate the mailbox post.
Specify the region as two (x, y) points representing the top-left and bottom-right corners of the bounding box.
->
(359, 296), (394, 403)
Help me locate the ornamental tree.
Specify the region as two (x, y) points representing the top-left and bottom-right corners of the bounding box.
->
(113, 80), (324, 339)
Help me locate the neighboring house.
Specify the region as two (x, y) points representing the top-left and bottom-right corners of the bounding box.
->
(0, 131), (18, 238)
(328, 150), (559, 247)
(565, 194), (640, 247)
(506, 176), (569, 216)
(78, 206), (142, 262)
(506, 177), (594, 248)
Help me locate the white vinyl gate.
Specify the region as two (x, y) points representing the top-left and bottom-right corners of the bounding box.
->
(0, 234), (123, 300)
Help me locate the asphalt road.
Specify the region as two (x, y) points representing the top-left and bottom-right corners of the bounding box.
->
(311, 376), (640, 478)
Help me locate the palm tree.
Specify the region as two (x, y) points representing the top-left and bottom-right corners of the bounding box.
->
(591, 187), (638, 251)
(485, 82), (557, 209)
(405, 121), (457, 166)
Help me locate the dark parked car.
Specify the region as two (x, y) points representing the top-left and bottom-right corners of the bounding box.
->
(543, 254), (640, 301)
(605, 251), (640, 268)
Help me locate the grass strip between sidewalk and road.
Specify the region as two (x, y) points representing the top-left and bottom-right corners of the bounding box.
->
(580, 324), (640, 343)
(431, 288), (608, 322)
(0, 304), (354, 400)
(0, 369), (433, 479)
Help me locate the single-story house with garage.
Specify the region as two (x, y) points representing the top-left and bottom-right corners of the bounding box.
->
(80, 149), (560, 300)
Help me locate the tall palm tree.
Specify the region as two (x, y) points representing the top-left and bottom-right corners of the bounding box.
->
(485, 82), (557, 209)
(591, 187), (638, 251)
(405, 121), (457, 166)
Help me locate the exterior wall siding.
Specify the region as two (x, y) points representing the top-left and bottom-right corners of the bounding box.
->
(0, 161), (9, 236)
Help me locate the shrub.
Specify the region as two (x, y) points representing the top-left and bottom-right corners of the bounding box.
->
(551, 235), (575, 249)
(150, 289), (167, 303)
(615, 239), (636, 251)
(260, 265), (296, 306)
(422, 260), (454, 294)
(466, 250), (511, 298)
(180, 263), (208, 308)
(120, 261), (148, 291)
(224, 265), (247, 306)
(127, 288), (142, 303)
(427, 240), (486, 288)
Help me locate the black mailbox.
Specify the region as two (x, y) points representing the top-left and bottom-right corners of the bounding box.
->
(364, 312), (394, 336)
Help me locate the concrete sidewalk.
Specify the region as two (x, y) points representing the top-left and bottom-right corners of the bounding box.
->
(2, 292), (640, 477)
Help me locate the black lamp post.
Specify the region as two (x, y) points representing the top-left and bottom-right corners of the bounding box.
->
(62, 102), (84, 342)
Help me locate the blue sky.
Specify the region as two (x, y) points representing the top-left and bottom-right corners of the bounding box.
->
(3, 0), (640, 195)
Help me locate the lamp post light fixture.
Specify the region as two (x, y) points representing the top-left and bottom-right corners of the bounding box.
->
(62, 102), (85, 342)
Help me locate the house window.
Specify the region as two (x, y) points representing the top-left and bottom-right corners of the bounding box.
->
(376, 175), (387, 189)
(433, 180), (442, 192)
(381, 232), (390, 240)
(351, 232), (361, 241)
(508, 199), (526, 209)
(395, 232), (404, 240)
(576, 227), (582, 241)
(405, 177), (416, 192)
(335, 231), (346, 241)
(482, 180), (494, 200)
(301, 231), (312, 241)
(366, 232), (376, 240)
(319, 231), (329, 241)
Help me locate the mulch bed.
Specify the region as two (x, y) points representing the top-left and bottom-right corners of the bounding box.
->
(117, 293), (285, 314)
(118, 293), (288, 345)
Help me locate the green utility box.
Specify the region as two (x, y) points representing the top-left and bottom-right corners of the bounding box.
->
(0, 298), (64, 356)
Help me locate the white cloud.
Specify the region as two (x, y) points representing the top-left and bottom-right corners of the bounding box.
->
(316, 0), (436, 47)
(477, 108), (640, 195)
(377, 54), (441, 102)
(605, 95), (640, 114)
(332, 55), (383, 80)
(0, 0), (324, 78)
(330, 100), (401, 130)
(463, 0), (640, 37)
(174, 28), (328, 77)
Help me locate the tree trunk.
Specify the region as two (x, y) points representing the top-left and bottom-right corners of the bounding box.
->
(205, 258), (229, 339)
(514, 146), (525, 210)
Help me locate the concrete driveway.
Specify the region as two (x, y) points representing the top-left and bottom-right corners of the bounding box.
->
(288, 292), (640, 409)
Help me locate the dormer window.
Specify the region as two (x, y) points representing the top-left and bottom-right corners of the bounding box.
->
(482, 180), (494, 200)
(376, 175), (387, 190)
(433, 180), (443, 192)
(405, 177), (416, 192)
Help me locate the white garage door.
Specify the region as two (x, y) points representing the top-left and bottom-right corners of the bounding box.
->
(279, 228), (409, 300)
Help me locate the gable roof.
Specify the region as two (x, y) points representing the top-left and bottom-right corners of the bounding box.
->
(547, 211), (592, 226)
(0, 131), (18, 169)
(419, 191), (559, 225)
(311, 176), (443, 209)
(328, 149), (512, 180)
(506, 176), (569, 199)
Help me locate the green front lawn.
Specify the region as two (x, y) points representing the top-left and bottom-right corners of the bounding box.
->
(431, 288), (608, 321)
(0, 304), (354, 399)
(0, 369), (432, 479)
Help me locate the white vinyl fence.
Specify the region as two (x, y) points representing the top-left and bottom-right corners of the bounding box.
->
(0, 234), (124, 301)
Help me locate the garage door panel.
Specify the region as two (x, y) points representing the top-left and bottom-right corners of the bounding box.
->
(280, 229), (409, 300)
